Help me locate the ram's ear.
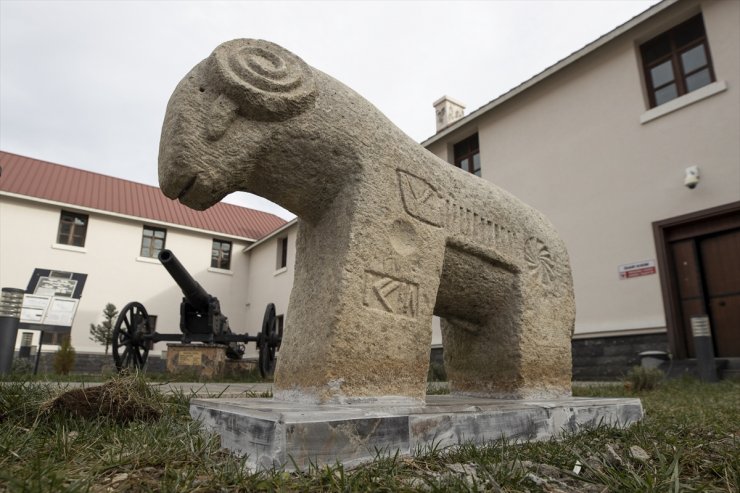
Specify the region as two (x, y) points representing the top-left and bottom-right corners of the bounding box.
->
(206, 94), (238, 141)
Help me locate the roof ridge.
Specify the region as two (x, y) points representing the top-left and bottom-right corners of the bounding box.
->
(0, 150), (287, 240)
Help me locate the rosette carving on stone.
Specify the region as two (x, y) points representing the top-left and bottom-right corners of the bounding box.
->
(208, 39), (317, 121)
(524, 237), (554, 284)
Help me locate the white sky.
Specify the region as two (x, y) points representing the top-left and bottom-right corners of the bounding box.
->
(1, 0), (661, 220)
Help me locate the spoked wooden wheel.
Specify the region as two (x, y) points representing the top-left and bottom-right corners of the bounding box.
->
(112, 302), (151, 372)
(258, 303), (281, 378)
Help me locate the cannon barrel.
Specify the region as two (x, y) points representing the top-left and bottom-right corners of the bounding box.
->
(158, 249), (210, 310)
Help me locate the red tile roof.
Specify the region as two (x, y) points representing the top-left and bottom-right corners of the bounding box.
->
(0, 151), (286, 240)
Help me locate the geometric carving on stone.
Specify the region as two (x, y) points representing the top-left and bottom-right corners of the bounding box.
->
(524, 237), (554, 284)
(397, 170), (443, 227)
(363, 270), (419, 319)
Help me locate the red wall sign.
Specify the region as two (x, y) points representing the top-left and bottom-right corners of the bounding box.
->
(618, 260), (657, 279)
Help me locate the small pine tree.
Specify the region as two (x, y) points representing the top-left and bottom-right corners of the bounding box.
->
(53, 335), (76, 375)
(90, 303), (118, 355)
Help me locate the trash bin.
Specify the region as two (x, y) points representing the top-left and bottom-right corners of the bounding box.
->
(638, 350), (670, 369)
(0, 288), (24, 374)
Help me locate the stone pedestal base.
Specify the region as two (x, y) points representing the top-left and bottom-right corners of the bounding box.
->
(190, 395), (643, 470)
(223, 358), (258, 379)
(166, 344), (226, 379)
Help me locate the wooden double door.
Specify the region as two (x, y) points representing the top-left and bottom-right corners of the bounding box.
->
(655, 202), (740, 359)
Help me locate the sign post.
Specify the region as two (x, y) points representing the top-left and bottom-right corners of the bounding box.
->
(18, 269), (87, 374)
(691, 315), (718, 382)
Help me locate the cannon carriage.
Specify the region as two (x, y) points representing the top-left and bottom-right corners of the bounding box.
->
(112, 249), (282, 377)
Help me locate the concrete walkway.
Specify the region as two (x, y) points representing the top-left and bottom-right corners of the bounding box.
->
(45, 381), (276, 398)
(33, 380), (617, 398)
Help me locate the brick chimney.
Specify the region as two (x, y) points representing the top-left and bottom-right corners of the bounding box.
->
(433, 96), (465, 132)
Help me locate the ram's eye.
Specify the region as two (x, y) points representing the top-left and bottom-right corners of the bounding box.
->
(206, 95), (238, 141)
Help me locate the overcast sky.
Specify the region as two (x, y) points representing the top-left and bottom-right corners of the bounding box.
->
(1, 0), (660, 220)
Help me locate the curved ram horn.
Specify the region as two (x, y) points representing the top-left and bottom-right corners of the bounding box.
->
(207, 39), (317, 121)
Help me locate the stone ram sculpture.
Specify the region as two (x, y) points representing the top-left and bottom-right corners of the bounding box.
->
(159, 39), (576, 404)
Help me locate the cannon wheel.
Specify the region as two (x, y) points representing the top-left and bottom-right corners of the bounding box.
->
(112, 302), (151, 372)
(258, 303), (281, 378)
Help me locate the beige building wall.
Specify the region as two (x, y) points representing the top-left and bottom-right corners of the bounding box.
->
(243, 222), (297, 358)
(426, 0), (740, 337)
(0, 194), (252, 355)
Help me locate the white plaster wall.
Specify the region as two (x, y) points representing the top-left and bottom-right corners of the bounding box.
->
(426, 0), (740, 336)
(243, 226), (297, 358)
(0, 195), (251, 356)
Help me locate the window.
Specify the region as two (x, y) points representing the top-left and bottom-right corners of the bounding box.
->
(42, 331), (70, 346)
(20, 332), (33, 347)
(641, 14), (715, 108)
(211, 239), (232, 270)
(57, 211), (88, 247)
(276, 314), (284, 335)
(453, 133), (481, 177)
(140, 226), (166, 258)
(276, 237), (288, 270)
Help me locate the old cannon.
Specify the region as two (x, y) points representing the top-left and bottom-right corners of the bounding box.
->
(112, 249), (282, 377)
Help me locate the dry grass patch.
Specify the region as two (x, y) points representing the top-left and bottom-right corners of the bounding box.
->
(41, 377), (162, 424)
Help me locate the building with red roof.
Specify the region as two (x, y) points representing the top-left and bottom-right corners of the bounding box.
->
(0, 150), (286, 361)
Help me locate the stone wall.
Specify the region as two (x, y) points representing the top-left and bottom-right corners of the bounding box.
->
(14, 351), (167, 375)
(571, 333), (669, 380)
(430, 333), (670, 382)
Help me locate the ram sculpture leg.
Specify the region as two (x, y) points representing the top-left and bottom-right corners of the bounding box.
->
(273, 194), (448, 404)
(438, 236), (575, 399)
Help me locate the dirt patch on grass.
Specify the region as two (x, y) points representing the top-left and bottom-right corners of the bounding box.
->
(42, 377), (162, 423)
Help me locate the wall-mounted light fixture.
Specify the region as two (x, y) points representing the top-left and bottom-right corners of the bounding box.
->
(684, 165), (700, 189)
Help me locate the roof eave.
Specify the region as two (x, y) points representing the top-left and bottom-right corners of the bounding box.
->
(243, 218), (298, 252)
(0, 191), (259, 243)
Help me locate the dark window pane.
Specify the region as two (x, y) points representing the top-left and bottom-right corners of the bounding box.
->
(460, 158), (469, 172)
(674, 15), (704, 48)
(685, 68), (711, 92)
(650, 60), (675, 88)
(223, 243), (231, 252)
(453, 140), (468, 156)
(641, 35), (672, 64)
(472, 153), (481, 173)
(279, 237), (288, 268)
(681, 44), (707, 74)
(654, 83), (678, 105)
(154, 230), (165, 239)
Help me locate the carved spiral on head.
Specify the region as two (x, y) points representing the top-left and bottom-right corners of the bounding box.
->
(208, 39), (317, 121)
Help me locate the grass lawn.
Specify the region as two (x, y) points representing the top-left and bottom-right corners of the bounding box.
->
(0, 376), (737, 492)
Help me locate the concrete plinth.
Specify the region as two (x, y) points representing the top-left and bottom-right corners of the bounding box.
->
(167, 344), (226, 379)
(190, 395), (642, 470)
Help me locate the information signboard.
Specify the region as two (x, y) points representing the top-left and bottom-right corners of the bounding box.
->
(618, 259), (657, 280)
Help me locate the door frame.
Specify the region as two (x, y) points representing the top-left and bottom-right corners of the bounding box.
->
(653, 201), (740, 359)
